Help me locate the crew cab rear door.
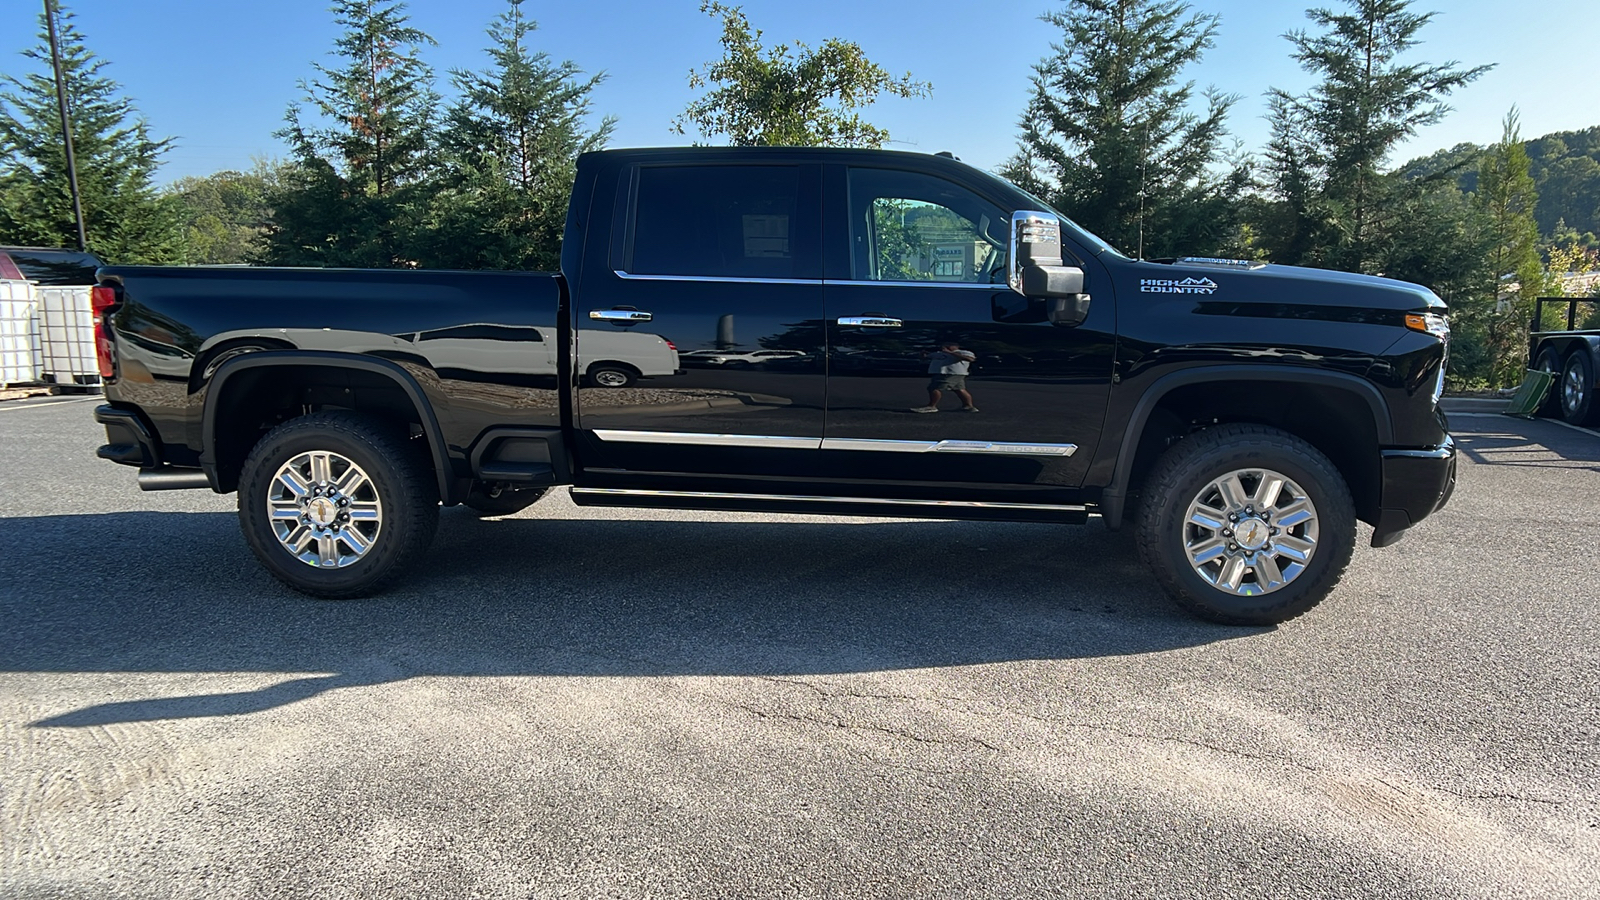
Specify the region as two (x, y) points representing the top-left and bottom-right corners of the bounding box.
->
(571, 159), (828, 481)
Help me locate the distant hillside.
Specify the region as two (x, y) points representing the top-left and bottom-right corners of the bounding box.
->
(1397, 126), (1600, 240)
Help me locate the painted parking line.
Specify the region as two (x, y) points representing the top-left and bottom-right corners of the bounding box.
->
(0, 397), (101, 413)
(1448, 411), (1600, 439)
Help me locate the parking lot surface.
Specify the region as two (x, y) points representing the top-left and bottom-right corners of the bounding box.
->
(2, 397), (1597, 899)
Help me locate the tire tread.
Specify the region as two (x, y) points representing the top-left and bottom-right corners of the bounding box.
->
(237, 411), (438, 599)
(1134, 423), (1356, 626)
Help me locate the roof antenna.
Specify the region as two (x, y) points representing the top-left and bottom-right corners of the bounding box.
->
(1137, 119), (1147, 262)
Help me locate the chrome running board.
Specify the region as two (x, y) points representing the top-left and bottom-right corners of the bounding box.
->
(570, 487), (1090, 524)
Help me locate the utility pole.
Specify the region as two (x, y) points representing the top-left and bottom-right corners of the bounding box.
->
(44, 0), (88, 252)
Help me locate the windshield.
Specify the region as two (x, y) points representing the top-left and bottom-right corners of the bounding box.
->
(969, 169), (1131, 261)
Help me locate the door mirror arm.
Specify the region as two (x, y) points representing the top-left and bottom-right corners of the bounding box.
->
(1009, 210), (1091, 327)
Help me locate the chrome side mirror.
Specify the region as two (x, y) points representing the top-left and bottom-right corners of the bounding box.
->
(1008, 210), (1090, 326)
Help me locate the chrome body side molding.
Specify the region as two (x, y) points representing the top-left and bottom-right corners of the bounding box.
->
(592, 430), (1078, 457)
(592, 430), (821, 450)
(821, 438), (1077, 457)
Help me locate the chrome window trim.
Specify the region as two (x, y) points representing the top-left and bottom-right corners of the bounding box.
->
(614, 270), (821, 286)
(611, 270), (1004, 290)
(592, 429), (1075, 457)
(572, 487), (1088, 513)
(828, 280), (1004, 291)
(593, 429), (821, 450)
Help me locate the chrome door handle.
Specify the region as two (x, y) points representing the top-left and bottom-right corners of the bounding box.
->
(837, 316), (902, 327)
(590, 309), (653, 323)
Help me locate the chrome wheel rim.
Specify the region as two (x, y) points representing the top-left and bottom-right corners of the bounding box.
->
(1182, 468), (1319, 597)
(1564, 363), (1584, 414)
(593, 370), (628, 387)
(267, 451), (382, 568)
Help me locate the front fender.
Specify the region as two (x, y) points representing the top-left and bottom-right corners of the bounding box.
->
(1093, 364), (1393, 529)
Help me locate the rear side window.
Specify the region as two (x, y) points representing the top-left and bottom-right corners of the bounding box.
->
(0, 247), (106, 285)
(624, 165), (818, 280)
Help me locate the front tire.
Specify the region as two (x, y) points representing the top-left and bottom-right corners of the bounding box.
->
(586, 365), (636, 388)
(1135, 424), (1356, 626)
(238, 411), (439, 598)
(1534, 346), (1564, 418)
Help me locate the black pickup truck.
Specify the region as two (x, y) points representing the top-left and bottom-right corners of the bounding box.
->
(90, 147), (1455, 625)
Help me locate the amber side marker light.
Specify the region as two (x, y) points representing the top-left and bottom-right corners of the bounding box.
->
(1405, 312), (1450, 339)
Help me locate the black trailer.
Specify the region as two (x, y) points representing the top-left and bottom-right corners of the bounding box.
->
(1530, 296), (1600, 425)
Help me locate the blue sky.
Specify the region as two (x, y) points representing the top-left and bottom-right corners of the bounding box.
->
(1, 0), (1593, 184)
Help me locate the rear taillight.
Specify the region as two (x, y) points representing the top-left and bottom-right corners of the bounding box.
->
(664, 340), (678, 351)
(91, 285), (117, 378)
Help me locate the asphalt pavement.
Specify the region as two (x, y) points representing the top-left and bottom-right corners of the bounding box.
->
(1, 396), (1596, 899)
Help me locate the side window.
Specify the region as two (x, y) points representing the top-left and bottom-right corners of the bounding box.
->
(848, 168), (1008, 284)
(625, 165), (815, 280)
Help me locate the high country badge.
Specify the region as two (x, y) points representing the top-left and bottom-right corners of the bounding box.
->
(1140, 277), (1219, 294)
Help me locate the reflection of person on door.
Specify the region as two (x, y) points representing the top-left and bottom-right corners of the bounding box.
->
(912, 343), (978, 413)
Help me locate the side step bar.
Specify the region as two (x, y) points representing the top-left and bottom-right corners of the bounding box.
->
(570, 488), (1090, 524)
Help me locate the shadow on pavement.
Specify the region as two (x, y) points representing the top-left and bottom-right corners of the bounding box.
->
(1452, 417), (1600, 470)
(1, 509), (1258, 727)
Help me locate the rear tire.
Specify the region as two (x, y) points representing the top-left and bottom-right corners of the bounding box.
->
(1559, 350), (1599, 426)
(1135, 424), (1356, 626)
(1534, 346), (1564, 418)
(238, 411), (439, 598)
(462, 484), (549, 517)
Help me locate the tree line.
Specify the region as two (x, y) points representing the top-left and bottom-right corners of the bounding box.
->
(2, 0), (1598, 388)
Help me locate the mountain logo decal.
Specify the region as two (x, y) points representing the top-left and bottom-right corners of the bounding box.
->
(1140, 276), (1219, 295)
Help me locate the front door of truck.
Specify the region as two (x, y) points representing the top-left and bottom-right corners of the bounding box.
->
(573, 161), (828, 481)
(820, 165), (1115, 492)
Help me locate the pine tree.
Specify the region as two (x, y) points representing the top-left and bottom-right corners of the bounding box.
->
(673, 2), (929, 149)
(417, 0), (614, 271)
(1261, 0), (1489, 272)
(1474, 109), (1545, 387)
(0, 3), (182, 263)
(264, 0), (438, 267)
(1001, 0), (1247, 259)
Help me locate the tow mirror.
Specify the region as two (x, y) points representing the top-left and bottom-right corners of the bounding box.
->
(1008, 210), (1090, 326)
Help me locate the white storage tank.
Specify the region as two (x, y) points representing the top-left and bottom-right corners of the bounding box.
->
(35, 284), (100, 389)
(0, 277), (38, 386)
(0, 247), (106, 391)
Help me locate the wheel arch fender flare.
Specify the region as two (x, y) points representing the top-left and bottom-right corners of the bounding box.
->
(584, 359), (642, 374)
(201, 350), (453, 501)
(1100, 365), (1393, 528)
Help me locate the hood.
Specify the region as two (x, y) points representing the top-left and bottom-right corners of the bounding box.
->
(1132, 259), (1446, 312)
